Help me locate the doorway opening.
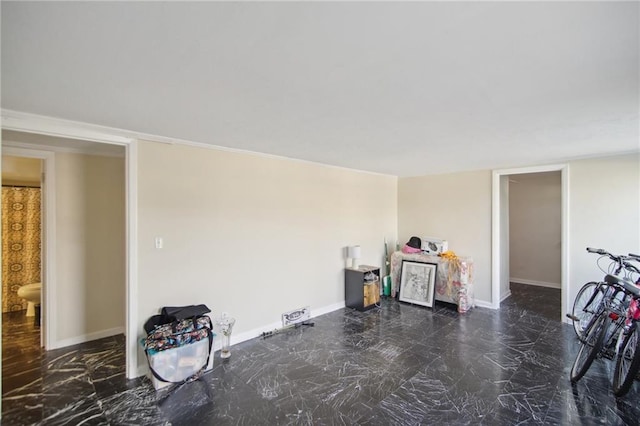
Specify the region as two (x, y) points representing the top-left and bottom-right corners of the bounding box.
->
(491, 164), (569, 323)
(504, 171), (562, 320)
(1, 133), (130, 398)
(1, 155), (44, 389)
(1, 114), (138, 383)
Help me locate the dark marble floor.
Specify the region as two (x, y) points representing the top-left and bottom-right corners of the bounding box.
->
(2, 284), (640, 425)
(505, 282), (562, 323)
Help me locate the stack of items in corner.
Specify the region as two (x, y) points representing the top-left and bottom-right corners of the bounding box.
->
(141, 304), (215, 390)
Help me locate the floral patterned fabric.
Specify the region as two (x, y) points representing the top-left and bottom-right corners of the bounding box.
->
(390, 251), (475, 313)
(2, 187), (41, 313)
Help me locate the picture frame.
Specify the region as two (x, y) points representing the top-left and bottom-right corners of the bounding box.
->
(399, 260), (437, 308)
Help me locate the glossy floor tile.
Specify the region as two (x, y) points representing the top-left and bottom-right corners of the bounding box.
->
(3, 283), (640, 425)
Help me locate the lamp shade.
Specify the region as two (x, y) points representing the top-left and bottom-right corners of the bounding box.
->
(347, 245), (361, 259)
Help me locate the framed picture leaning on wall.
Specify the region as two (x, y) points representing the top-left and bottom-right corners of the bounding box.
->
(399, 260), (437, 308)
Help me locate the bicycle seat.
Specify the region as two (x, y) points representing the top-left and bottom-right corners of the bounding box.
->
(605, 274), (640, 297)
(605, 274), (624, 285)
(622, 279), (640, 297)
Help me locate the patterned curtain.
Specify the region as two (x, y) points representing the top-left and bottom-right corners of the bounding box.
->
(2, 187), (41, 313)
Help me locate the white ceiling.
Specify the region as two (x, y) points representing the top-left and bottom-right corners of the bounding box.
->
(1, 2), (638, 177)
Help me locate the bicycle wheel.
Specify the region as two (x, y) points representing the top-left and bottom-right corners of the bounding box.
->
(613, 324), (640, 397)
(572, 282), (604, 341)
(570, 314), (608, 383)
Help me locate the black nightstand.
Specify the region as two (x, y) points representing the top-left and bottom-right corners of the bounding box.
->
(345, 265), (380, 311)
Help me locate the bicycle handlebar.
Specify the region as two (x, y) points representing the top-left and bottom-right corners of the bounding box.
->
(587, 247), (623, 262)
(586, 247), (638, 263)
(587, 247), (607, 255)
(623, 261), (640, 275)
(586, 247), (639, 276)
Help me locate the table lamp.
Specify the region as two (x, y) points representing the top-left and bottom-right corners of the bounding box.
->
(348, 245), (361, 269)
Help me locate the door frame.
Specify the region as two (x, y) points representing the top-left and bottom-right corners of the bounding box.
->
(491, 164), (570, 320)
(2, 147), (54, 348)
(2, 110), (139, 378)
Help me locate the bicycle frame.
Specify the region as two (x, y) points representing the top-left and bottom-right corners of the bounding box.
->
(571, 251), (640, 392)
(569, 248), (638, 341)
(615, 275), (640, 355)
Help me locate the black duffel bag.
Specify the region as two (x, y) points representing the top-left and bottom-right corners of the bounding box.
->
(144, 304), (211, 334)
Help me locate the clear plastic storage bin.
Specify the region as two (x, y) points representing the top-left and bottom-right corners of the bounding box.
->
(147, 334), (215, 390)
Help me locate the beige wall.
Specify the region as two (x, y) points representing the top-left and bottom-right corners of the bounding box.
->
(398, 170), (493, 303)
(568, 153), (640, 308)
(509, 172), (562, 288)
(397, 153), (640, 307)
(1, 155), (41, 186)
(56, 153), (126, 343)
(136, 141), (398, 370)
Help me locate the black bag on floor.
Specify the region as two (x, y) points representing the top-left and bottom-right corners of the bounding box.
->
(142, 305), (214, 388)
(162, 304), (211, 321)
(144, 304), (211, 334)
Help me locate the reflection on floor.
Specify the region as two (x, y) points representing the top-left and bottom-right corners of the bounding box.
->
(3, 284), (640, 425)
(2, 310), (41, 398)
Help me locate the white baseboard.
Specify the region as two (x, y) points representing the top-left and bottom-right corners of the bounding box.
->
(500, 290), (512, 302)
(50, 326), (125, 350)
(474, 299), (495, 309)
(229, 300), (346, 350)
(311, 301), (346, 318)
(510, 277), (561, 289)
(229, 319), (282, 350)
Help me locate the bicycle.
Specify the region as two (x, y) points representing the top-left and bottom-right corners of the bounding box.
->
(570, 273), (635, 383)
(611, 253), (640, 396)
(568, 248), (637, 342)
